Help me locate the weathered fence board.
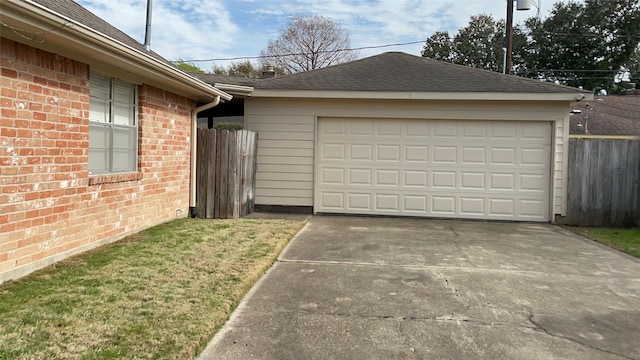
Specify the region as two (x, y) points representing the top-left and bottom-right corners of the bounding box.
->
(566, 138), (640, 227)
(196, 129), (258, 219)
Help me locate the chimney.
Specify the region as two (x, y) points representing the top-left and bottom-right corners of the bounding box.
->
(261, 66), (276, 79)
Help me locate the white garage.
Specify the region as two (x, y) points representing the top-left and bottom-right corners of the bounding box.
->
(316, 118), (551, 221)
(206, 52), (592, 222)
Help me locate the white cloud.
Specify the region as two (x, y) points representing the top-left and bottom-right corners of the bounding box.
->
(76, 0), (583, 70)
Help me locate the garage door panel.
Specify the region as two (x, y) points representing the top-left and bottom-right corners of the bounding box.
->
(462, 124), (488, 138)
(432, 171), (457, 189)
(461, 172), (485, 190)
(521, 148), (547, 166)
(376, 145), (401, 161)
(404, 170), (428, 188)
(376, 169), (400, 186)
(406, 122), (429, 136)
(349, 144), (373, 160)
(462, 147), (486, 164)
(404, 195), (428, 212)
(375, 194), (400, 211)
(321, 192), (345, 209)
(349, 122), (373, 136)
(316, 118), (551, 221)
(520, 173), (546, 191)
(320, 167), (344, 185)
(491, 147), (517, 165)
(349, 168), (372, 186)
(348, 193), (372, 210)
(321, 143), (345, 159)
(460, 197), (485, 215)
(405, 146), (428, 162)
(378, 123), (402, 136)
(432, 196), (456, 214)
(434, 123), (458, 137)
(433, 146), (457, 163)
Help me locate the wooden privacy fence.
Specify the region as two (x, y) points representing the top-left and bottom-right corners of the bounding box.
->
(196, 129), (258, 219)
(566, 138), (640, 227)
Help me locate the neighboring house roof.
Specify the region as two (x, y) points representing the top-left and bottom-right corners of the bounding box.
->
(570, 95), (640, 137)
(2, 0), (231, 102)
(195, 52), (590, 101)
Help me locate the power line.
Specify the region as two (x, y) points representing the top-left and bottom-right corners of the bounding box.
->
(542, 31), (640, 39)
(181, 40), (426, 62)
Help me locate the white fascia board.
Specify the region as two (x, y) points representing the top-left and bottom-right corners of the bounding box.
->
(2, 0), (231, 102)
(250, 89), (594, 102)
(214, 83), (254, 97)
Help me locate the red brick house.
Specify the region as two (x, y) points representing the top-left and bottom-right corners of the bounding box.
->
(0, 0), (231, 283)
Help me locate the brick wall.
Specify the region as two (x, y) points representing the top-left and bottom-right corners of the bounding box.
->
(0, 38), (195, 283)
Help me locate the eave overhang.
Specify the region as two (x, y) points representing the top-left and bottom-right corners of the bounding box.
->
(1, 0), (231, 102)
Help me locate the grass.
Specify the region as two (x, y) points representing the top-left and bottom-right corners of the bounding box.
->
(569, 227), (640, 259)
(0, 217), (305, 359)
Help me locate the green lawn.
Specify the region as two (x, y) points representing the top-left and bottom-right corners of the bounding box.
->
(569, 227), (640, 259)
(0, 217), (305, 359)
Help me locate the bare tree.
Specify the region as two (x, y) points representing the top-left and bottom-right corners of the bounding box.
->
(260, 15), (358, 74)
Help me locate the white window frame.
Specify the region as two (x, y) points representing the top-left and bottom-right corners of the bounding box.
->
(88, 72), (138, 174)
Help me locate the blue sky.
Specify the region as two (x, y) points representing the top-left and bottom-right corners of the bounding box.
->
(76, 0), (581, 72)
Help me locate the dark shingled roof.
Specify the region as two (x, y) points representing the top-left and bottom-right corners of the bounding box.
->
(30, 0), (171, 65)
(570, 95), (640, 136)
(241, 52), (587, 93)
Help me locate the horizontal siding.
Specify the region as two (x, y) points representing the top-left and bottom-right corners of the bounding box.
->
(259, 140), (314, 149)
(246, 98), (568, 214)
(257, 164), (314, 173)
(260, 148), (314, 157)
(257, 172), (313, 181)
(259, 131), (315, 141)
(255, 196), (312, 206)
(255, 188), (313, 198)
(259, 156), (311, 165)
(259, 180), (313, 189)
(246, 112), (315, 207)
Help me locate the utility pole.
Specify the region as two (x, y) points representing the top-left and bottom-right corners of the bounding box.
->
(504, 0), (531, 75)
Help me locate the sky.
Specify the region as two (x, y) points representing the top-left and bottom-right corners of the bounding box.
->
(76, 0), (583, 72)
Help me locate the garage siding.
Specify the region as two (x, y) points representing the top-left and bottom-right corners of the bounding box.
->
(245, 98), (568, 218)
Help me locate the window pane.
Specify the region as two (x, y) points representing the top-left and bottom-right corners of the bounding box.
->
(113, 103), (134, 126)
(89, 98), (109, 123)
(112, 126), (136, 172)
(90, 73), (110, 100)
(113, 80), (134, 104)
(88, 124), (110, 174)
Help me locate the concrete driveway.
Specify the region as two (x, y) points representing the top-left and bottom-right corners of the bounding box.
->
(199, 216), (640, 360)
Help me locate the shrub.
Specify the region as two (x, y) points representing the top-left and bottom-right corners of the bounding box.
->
(215, 122), (244, 131)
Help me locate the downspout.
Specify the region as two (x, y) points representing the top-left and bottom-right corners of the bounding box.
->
(189, 96), (221, 217)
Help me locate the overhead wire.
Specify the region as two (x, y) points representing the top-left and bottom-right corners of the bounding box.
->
(181, 40), (426, 62)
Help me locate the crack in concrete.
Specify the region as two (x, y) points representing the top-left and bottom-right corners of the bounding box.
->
(277, 258), (550, 276)
(527, 313), (636, 360)
(278, 307), (529, 329)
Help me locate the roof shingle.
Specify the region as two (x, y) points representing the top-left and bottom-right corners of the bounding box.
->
(226, 52), (588, 94)
(570, 95), (640, 136)
(30, 0), (171, 65)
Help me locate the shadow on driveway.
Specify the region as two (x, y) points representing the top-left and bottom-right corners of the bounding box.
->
(199, 216), (640, 360)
